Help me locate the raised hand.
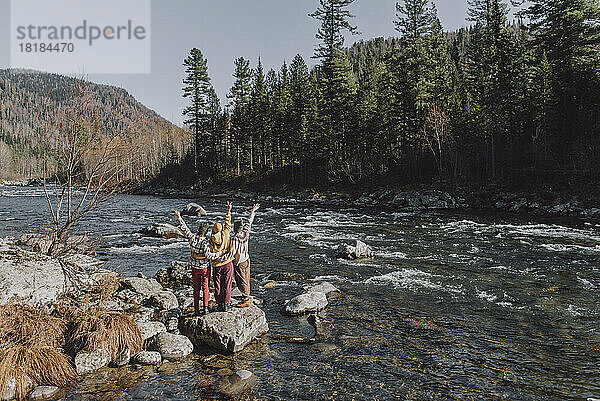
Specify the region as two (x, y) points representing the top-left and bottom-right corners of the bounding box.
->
(226, 201), (232, 213)
(174, 210), (181, 218)
(252, 203), (260, 212)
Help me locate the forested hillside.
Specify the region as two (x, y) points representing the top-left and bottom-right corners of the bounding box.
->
(0, 69), (189, 180)
(180, 0), (600, 190)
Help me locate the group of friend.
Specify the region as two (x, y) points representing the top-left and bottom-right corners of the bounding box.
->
(174, 202), (260, 315)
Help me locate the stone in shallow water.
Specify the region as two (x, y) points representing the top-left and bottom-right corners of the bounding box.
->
(282, 291), (328, 316)
(75, 348), (110, 375)
(180, 305), (268, 354)
(304, 281), (339, 295)
(131, 351), (162, 366)
(151, 332), (193, 361)
(336, 240), (373, 260)
(28, 385), (61, 400)
(217, 370), (257, 397)
(140, 223), (183, 239)
(181, 203), (207, 216)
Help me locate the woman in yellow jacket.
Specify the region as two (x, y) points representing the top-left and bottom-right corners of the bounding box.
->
(210, 201), (236, 312)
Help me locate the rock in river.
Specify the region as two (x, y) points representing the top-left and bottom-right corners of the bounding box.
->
(140, 223), (183, 239)
(217, 369), (257, 398)
(336, 240), (373, 260)
(151, 332), (193, 361)
(131, 351), (162, 366)
(180, 305), (269, 354)
(304, 281), (339, 295)
(181, 203), (207, 216)
(75, 348), (110, 375)
(28, 385), (61, 400)
(281, 291), (328, 316)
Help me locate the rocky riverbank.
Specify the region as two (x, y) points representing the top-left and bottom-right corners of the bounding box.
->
(0, 235), (344, 401)
(131, 182), (600, 220)
(0, 237), (269, 400)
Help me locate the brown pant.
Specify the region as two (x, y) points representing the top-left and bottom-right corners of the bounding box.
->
(234, 259), (251, 299)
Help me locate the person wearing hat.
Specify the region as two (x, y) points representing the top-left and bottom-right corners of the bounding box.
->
(174, 210), (226, 316)
(209, 201), (235, 312)
(230, 203), (260, 308)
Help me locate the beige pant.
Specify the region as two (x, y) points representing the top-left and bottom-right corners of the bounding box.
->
(234, 259), (250, 299)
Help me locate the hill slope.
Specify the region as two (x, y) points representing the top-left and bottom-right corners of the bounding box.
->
(0, 69), (189, 180)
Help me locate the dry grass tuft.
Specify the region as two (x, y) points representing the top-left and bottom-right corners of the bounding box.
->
(72, 311), (143, 361)
(0, 304), (66, 349)
(0, 344), (76, 401)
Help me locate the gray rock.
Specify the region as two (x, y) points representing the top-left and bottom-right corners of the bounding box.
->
(122, 277), (162, 296)
(75, 348), (110, 375)
(282, 291), (328, 316)
(180, 305), (268, 354)
(136, 321), (167, 341)
(217, 369), (257, 397)
(149, 290), (179, 311)
(151, 332), (193, 361)
(28, 385), (61, 400)
(131, 351), (162, 366)
(304, 282), (339, 295)
(0, 239), (74, 307)
(336, 240), (373, 260)
(181, 203), (207, 216)
(140, 223), (183, 239)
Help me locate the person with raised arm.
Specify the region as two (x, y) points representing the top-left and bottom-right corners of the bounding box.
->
(174, 209), (224, 316)
(230, 203), (260, 308)
(208, 201), (235, 312)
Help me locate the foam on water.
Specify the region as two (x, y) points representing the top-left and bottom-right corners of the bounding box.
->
(365, 268), (442, 291)
(540, 243), (600, 254)
(108, 241), (187, 254)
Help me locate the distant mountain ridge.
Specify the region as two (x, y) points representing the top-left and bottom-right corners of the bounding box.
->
(0, 69), (188, 179)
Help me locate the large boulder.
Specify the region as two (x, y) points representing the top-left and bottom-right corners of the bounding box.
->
(0, 239), (74, 307)
(181, 203), (207, 217)
(75, 348), (110, 375)
(282, 291), (328, 316)
(336, 240), (373, 260)
(151, 332), (193, 361)
(140, 223), (183, 239)
(180, 305), (268, 354)
(217, 370), (257, 398)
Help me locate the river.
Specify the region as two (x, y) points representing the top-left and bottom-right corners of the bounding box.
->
(1, 185), (599, 400)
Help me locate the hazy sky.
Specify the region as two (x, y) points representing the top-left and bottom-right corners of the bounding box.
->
(0, 0), (483, 126)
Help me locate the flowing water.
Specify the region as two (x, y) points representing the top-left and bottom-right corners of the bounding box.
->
(1, 186), (599, 401)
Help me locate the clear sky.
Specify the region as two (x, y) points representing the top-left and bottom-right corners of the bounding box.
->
(0, 0), (493, 126)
